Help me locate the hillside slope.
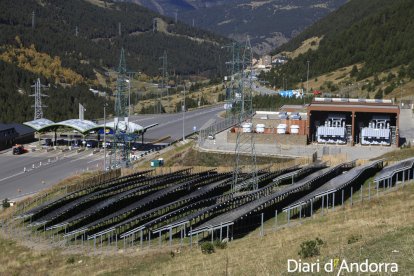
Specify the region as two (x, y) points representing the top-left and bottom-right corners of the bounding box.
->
(261, 0), (414, 98)
(0, 0), (230, 123)
(121, 0), (347, 55)
(1, 178), (413, 274)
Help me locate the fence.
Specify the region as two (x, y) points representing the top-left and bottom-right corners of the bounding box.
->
(198, 112), (253, 146)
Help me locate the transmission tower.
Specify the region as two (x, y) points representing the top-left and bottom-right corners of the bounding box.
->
(158, 50), (169, 113)
(224, 38), (258, 192)
(110, 48), (138, 169)
(30, 78), (48, 120)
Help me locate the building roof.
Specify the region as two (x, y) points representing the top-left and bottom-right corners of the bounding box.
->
(23, 118), (144, 134)
(100, 121), (144, 133)
(10, 124), (35, 136)
(23, 118), (55, 131)
(309, 98), (399, 112)
(0, 124), (15, 132)
(53, 119), (99, 133)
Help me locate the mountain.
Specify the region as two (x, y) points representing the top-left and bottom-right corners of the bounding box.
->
(261, 0), (414, 99)
(0, 0), (230, 123)
(120, 0), (348, 55)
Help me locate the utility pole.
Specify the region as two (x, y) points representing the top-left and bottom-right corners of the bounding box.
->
(182, 84), (186, 142)
(306, 60), (310, 95)
(153, 18), (157, 33)
(126, 78), (131, 117)
(158, 51), (169, 114)
(103, 103), (107, 171)
(118, 22), (122, 36)
(32, 11), (35, 29)
(75, 26), (78, 37)
(175, 10), (178, 23)
(301, 78), (304, 105)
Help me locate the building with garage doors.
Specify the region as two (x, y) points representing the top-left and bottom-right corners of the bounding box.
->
(307, 98), (400, 146)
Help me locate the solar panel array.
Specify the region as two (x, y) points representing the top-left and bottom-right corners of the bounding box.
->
(20, 159), (390, 242)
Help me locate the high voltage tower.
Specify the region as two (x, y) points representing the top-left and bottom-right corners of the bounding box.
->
(30, 78), (48, 120)
(109, 48), (138, 169)
(158, 50), (168, 113)
(224, 39), (258, 192)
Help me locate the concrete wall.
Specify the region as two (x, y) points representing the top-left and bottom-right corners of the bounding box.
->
(227, 132), (308, 146)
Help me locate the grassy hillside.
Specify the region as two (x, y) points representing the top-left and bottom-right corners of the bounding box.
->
(1, 179), (413, 275)
(262, 0), (414, 98)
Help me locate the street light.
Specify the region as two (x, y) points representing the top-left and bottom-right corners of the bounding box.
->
(126, 78), (131, 117)
(103, 103), (108, 171)
(182, 84), (186, 142)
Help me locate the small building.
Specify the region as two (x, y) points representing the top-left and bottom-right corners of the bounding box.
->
(307, 98), (400, 146)
(0, 123), (35, 150)
(0, 124), (18, 150)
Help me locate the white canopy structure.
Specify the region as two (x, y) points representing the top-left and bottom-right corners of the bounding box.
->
(23, 118), (149, 134)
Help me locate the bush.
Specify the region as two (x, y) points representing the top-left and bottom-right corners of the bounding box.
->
(213, 240), (227, 249)
(66, 256), (75, 264)
(384, 85), (395, 95)
(347, 234), (362, 244)
(298, 238), (324, 258)
(201, 242), (215, 254)
(374, 89), (383, 99)
(2, 198), (10, 208)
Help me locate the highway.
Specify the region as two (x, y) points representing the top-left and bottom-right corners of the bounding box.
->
(0, 105), (224, 201)
(253, 84), (279, 95)
(130, 105), (224, 141)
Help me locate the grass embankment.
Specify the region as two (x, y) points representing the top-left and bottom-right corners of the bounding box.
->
(374, 146), (414, 162)
(133, 140), (294, 171)
(168, 147), (292, 167)
(1, 182), (413, 275)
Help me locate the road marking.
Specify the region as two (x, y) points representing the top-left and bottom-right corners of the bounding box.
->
(0, 171), (25, 182)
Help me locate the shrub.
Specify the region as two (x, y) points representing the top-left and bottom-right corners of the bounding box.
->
(201, 242), (215, 254)
(66, 256), (75, 264)
(2, 198), (10, 208)
(298, 238), (324, 258)
(347, 234), (362, 244)
(384, 85), (394, 95)
(213, 240), (227, 249)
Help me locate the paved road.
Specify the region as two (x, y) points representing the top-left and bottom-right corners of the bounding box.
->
(253, 84), (279, 95)
(0, 149), (105, 201)
(130, 105), (224, 141)
(0, 105), (224, 201)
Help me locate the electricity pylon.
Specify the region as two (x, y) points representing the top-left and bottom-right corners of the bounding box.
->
(30, 78), (48, 120)
(224, 38), (258, 192)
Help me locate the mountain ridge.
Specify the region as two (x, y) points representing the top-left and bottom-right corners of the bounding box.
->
(118, 0), (347, 55)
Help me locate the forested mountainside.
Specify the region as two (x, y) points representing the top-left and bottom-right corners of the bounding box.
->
(262, 0), (414, 92)
(0, 0), (230, 123)
(120, 0), (347, 55)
